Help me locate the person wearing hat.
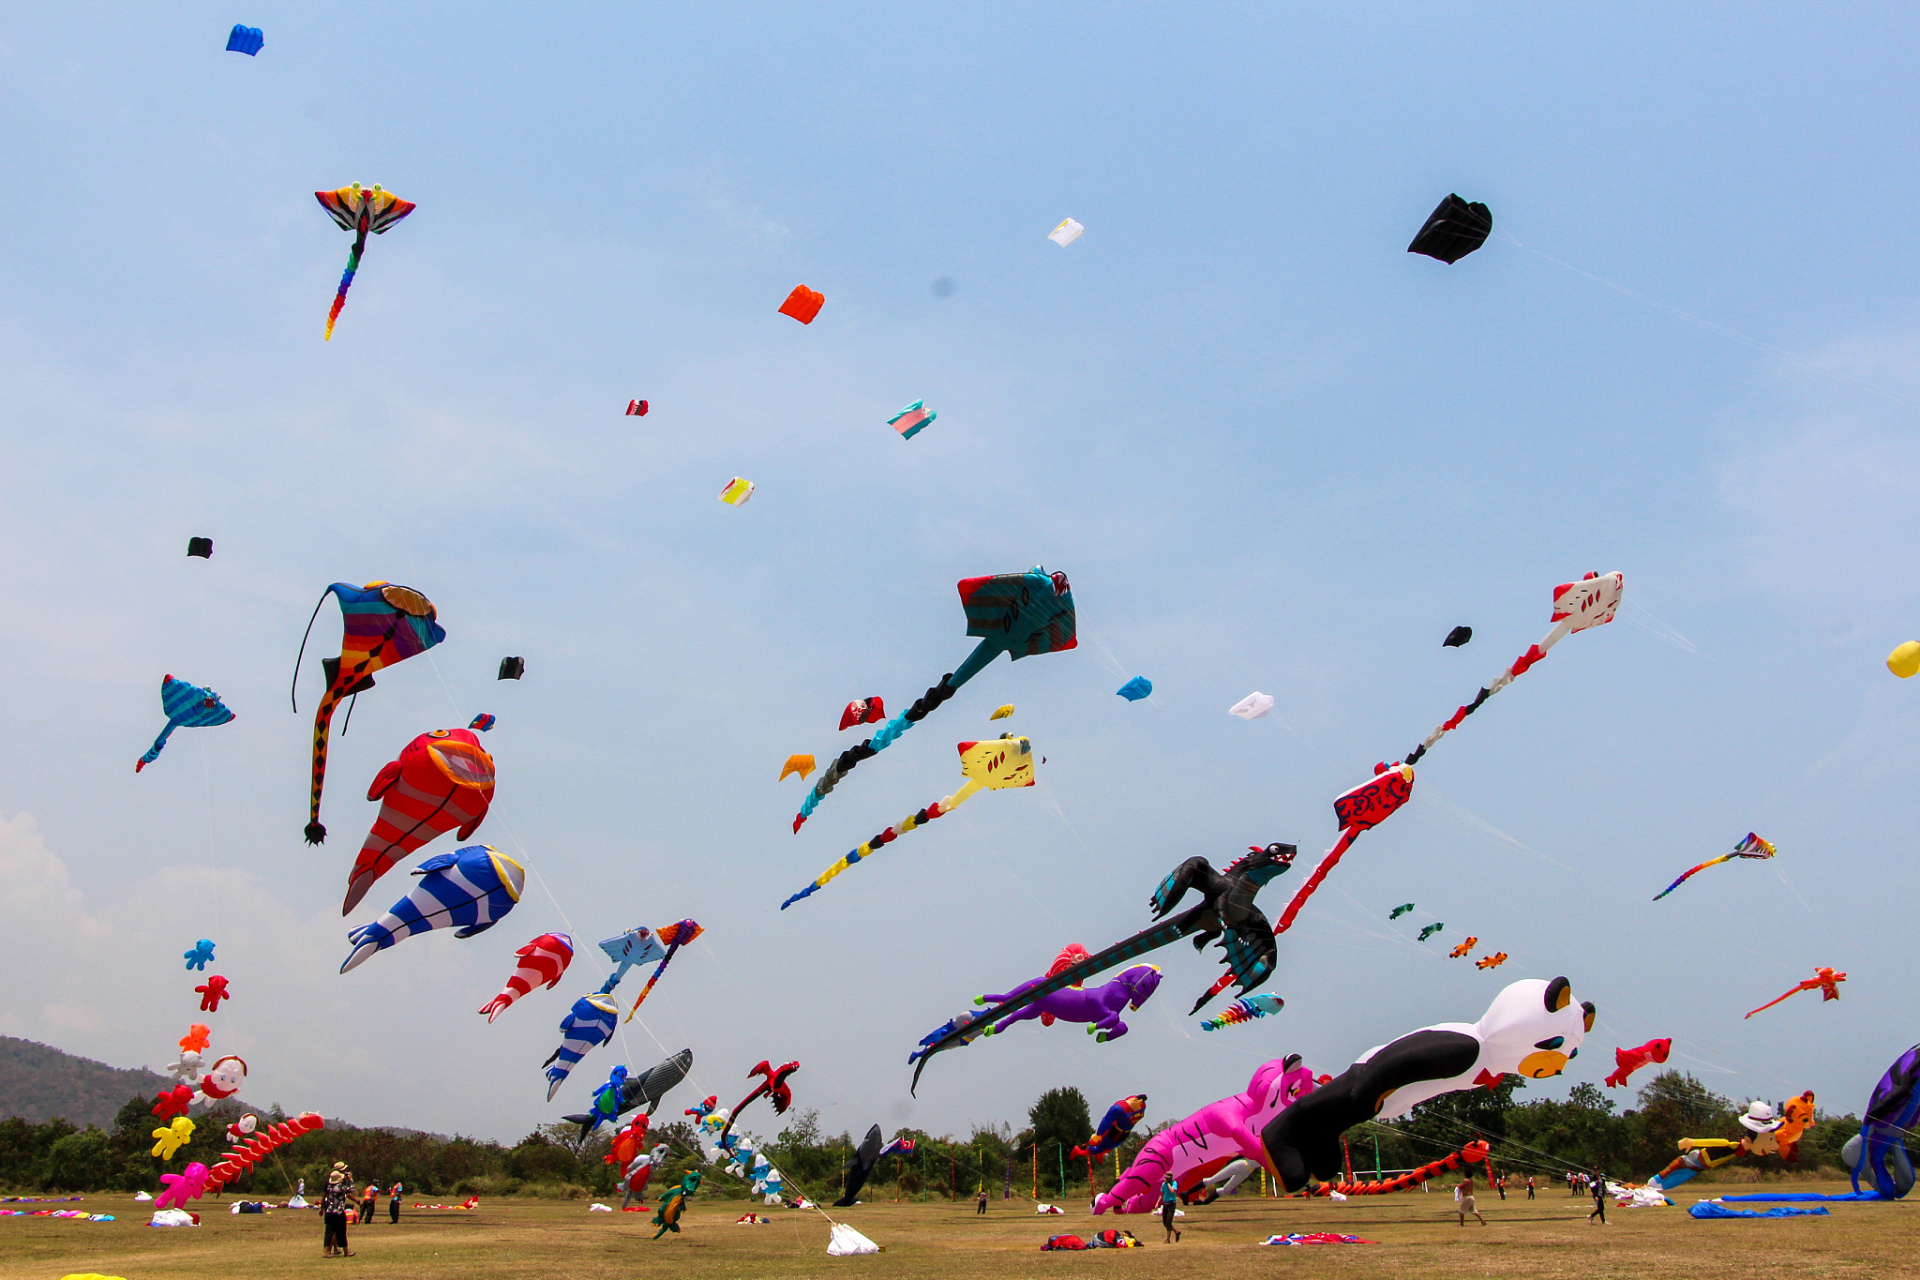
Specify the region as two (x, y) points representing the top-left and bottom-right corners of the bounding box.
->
(320, 1166), (355, 1257)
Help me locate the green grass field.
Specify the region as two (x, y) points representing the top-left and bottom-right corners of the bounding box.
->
(5, 1182), (1916, 1280)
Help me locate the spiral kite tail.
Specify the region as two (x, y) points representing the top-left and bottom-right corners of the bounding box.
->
(324, 245), (362, 340)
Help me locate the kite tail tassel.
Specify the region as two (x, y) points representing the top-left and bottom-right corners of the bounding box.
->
(324, 247), (361, 341)
(305, 822), (327, 845)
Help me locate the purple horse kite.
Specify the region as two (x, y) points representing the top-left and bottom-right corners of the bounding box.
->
(977, 963), (1162, 1044)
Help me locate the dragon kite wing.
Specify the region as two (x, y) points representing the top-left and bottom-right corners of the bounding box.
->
(781, 737), (1035, 908)
(793, 569), (1073, 832)
(344, 728), (496, 913)
(136, 675), (235, 772)
(1652, 833), (1776, 901)
(292, 582), (445, 844)
(910, 844), (1293, 1093)
(315, 183), (416, 340)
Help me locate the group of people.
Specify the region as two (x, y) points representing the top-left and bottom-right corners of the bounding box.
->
(1454, 1168), (1610, 1227)
(317, 1163), (403, 1257)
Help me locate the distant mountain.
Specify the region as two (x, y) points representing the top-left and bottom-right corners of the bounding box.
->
(0, 1036), (171, 1130)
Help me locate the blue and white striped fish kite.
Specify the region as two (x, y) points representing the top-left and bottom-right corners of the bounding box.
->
(136, 675), (235, 772)
(340, 845), (524, 974)
(545, 993), (621, 1101)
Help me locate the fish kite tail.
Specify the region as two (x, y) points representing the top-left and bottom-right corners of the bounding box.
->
(137, 724), (178, 772)
(339, 921), (392, 974)
(793, 675), (960, 831)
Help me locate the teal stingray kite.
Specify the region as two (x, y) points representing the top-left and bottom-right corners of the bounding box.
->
(136, 676), (235, 772)
(792, 568), (1075, 832)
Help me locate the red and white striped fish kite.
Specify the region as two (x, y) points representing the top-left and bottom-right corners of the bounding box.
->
(342, 728), (496, 914)
(480, 933), (576, 1023)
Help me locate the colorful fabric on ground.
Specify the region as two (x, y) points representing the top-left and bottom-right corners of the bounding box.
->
(1262, 1233), (1375, 1245)
(1689, 1202), (1829, 1219)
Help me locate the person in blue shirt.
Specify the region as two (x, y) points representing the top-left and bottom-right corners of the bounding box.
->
(1159, 1173), (1180, 1243)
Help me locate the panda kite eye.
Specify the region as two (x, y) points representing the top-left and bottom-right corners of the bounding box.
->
(1534, 1036), (1565, 1051)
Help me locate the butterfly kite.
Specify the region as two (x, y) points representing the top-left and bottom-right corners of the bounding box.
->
(793, 568), (1075, 833)
(1652, 833), (1776, 901)
(315, 183), (416, 340)
(1746, 967), (1846, 1019)
(291, 581), (445, 844)
(781, 736), (1036, 908)
(136, 676), (235, 772)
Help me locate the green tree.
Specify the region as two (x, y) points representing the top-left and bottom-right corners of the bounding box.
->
(43, 1129), (115, 1191)
(1028, 1087), (1092, 1193)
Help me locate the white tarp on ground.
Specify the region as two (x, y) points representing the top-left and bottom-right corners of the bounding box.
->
(828, 1223), (880, 1255)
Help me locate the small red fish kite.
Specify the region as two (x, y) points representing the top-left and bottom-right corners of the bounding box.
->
(1604, 1038), (1672, 1088)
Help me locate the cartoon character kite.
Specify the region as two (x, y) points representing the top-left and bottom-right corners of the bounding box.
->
(1746, 967), (1847, 1019)
(479, 932), (575, 1022)
(340, 845), (523, 973)
(1449, 938), (1479, 959)
(1418, 923), (1446, 942)
(781, 736), (1036, 908)
(315, 183), (416, 340)
(1475, 952), (1509, 970)
(194, 975), (230, 1012)
(136, 676), (235, 772)
(343, 727), (496, 913)
(1073, 1096), (1148, 1160)
(716, 1059), (799, 1146)
(183, 940), (216, 971)
(1388, 903), (1415, 920)
(793, 568), (1075, 832)
(1652, 832), (1777, 901)
(563, 1048), (693, 1140)
(292, 581), (445, 844)
(909, 843), (1294, 1092)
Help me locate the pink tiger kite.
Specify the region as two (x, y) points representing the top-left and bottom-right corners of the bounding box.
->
(479, 933), (575, 1022)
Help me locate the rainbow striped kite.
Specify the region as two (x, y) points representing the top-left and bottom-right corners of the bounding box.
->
(315, 183), (416, 340)
(1200, 993), (1284, 1031)
(1652, 832), (1776, 901)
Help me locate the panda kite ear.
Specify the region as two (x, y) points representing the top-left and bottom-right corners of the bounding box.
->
(1283, 1054), (1302, 1072)
(1581, 1001), (1597, 1033)
(1544, 977), (1572, 1012)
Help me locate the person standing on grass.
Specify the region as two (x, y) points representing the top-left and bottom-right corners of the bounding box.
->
(359, 1182), (378, 1224)
(1588, 1168), (1608, 1225)
(1160, 1172), (1181, 1243)
(321, 1168), (354, 1258)
(1455, 1175), (1486, 1226)
(388, 1181), (403, 1224)
(976, 1187), (988, 1215)
(1526, 1175), (1536, 1200)
(1495, 1173), (1506, 1201)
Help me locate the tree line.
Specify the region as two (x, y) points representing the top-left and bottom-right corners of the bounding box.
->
(0, 1073), (1859, 1199)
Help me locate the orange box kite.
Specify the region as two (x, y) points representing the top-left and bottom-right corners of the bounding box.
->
(779, 285), (824, 325)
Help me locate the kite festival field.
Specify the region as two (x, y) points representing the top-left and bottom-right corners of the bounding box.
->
(5, 1183), (1916, 1280)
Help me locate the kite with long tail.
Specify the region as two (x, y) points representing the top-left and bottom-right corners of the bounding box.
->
(624, 919), (704, 1022)
(1273, 571), (1623, 937)
(715, 1059), (799, 1146)
(792, 568), (1074, 833)
(909, 843), (1294, 1093)
(1746, 967), (1846, 1019)
(1653, 832), (1776, 901)
(291, 582), (445, 844)
(781, 735), (1035, 908)
(315, 183), (416, 340)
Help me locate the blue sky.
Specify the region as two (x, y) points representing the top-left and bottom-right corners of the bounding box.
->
(5, 3), (1920, 1154)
